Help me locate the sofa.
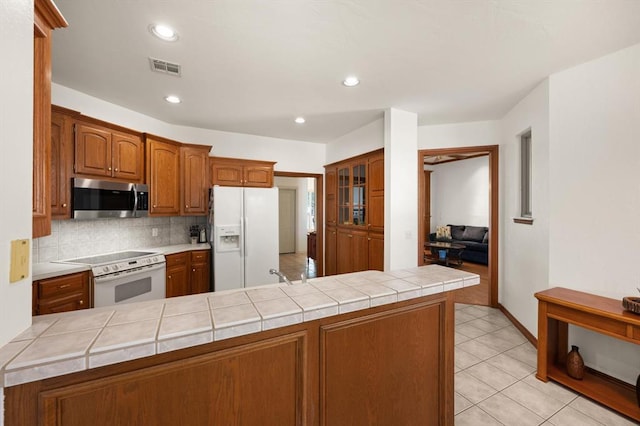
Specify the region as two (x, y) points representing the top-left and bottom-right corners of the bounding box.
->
(429, 224), (489, 265)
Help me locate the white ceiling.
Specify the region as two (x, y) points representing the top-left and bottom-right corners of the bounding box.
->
(51, 1), (640, 143)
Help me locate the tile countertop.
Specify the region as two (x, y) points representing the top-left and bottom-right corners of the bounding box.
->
(0, 265), (479, 388)
(32, 243), (211, 281)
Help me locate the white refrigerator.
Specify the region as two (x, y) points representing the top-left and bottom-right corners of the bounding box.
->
(210, 186), (280, 291)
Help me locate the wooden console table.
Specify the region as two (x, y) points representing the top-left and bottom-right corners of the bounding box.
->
(535, 287), (640, 421)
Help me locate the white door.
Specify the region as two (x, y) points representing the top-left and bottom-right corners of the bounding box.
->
(278, 188), (296, 254)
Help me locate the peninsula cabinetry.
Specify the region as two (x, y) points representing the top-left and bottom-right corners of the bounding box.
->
(74, 121), (144, 183)
(33, 0), (67, 238)
(7, 291), (453, 425)
(324, 149), (384, 275)
(210, 156), (275, 187)
(33, 271), (90, 316)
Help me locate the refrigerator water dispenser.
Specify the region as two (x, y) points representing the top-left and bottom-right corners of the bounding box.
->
(216, 225), (241, 252)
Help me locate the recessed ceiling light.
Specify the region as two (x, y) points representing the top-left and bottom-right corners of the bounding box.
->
(149, 24), (178, 42)
(164, 95), (181, 104)
(342, 76), (360, 87)
(294, 117), (306, 124)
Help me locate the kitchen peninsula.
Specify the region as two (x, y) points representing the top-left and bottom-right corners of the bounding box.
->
(2, 265), (479, 425)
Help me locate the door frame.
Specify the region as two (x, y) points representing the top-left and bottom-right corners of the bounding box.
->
(274, 171), (324, 277)
(417, 145), (499, 307)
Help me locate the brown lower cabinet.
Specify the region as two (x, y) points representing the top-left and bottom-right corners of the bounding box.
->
(6, 293), (454, 425)
(165, 249), (210, 298)
(33, 271), (91, 316)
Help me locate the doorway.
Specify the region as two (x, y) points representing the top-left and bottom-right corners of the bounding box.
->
(418, 145), (499, 307)
(274, 171), (324, 278)
(278, 188), (296, 254)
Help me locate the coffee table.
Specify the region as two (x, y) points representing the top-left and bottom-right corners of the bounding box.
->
(424, 241), (466, 266)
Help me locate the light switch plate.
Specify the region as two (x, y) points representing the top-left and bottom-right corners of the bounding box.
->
(10, 239), (30, 283)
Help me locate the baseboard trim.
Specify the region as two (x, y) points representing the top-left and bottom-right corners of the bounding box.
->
(498, 303), (537, 348)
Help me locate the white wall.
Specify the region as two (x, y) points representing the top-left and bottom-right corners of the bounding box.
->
(52, 84), (327, 174)
(325, 118), (384, 165)
(1, 2), (33, 422)
(429, 156), (489, 231)
(548, 43), (640, 384)
(385, 109), (418, 270)
(418, 120), (501, 150)
(274, 177), (311, 253)
(0, 0), (33, 348)
(500, 80), (550, 336)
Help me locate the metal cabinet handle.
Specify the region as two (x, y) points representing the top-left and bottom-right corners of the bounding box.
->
(192, 268), (196, 272)
(79, 300), (84, 305)
(62, 203), (67, 207)
(186, 205), (189, 208)
(168, 275), (172, 279)
(59, 284), (71, 289)
(348, 235), (353, 238)
(153, 204), (157, 208)
(114, 168), (118, 172)
(108, 167), (112, 171)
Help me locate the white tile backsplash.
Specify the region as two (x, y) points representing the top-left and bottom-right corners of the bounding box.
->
(33, 217), (206, 262)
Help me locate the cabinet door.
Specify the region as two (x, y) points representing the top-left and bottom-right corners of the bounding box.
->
(51, 111), (73, 219)
(337, 167), (350, 226)
(75, 123), (113, 178)
(325, 167), (337, 227)
(325, 227), (337, 276)
(190, 262), (210, 294)
(367, 153), (384, 233)
(166, 263), (189, 298)
(368, 232), (384, 271)
(210, 161), (243, 186)
(336, 229), (352, 274)
(351, 162), (367, 228)
(243, 165), (273, 187)
(320, 302), (444, 425)
(181, 147), (208, 215)
(112, 131), (144, 182)
(147, 139), (181, 216)
(351, 229), (369, 272)
(36, 272), (90, 315)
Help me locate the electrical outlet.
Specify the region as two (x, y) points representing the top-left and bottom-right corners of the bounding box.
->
(152, 228), (158, 237)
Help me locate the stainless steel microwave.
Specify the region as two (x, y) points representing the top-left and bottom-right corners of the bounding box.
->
(72, 178), (149, 219)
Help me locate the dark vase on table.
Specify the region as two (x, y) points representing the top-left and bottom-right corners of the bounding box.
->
(566, 345), (585, 380)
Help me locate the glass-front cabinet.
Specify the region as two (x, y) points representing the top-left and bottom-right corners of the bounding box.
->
(338, 162), (367, 227)
(325, 149), (384, 275)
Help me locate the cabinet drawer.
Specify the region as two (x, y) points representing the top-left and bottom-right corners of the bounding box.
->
(38, 273), (86, 299)
(166, 252), (188, 267)
(190, 250), (209, 263)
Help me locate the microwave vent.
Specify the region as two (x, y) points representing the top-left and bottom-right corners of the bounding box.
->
(149, 58), (181, 77)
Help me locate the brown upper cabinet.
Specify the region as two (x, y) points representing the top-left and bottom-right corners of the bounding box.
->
(181, 145), (211, 215)
(50, 106), (77, 219)
(210, 156), (275, 188)
(146, 135), (181, 216)
(74, 121), (144, 183)
(33, 0), (67, 238)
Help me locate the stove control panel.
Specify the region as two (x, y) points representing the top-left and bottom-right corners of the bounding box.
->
(92, 254), (166, 277)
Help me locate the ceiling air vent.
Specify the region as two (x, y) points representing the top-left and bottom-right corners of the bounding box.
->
(149, 57), (182, 77)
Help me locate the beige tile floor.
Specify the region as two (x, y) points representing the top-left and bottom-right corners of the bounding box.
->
(279, 252), (317, 281)
(454, 304), (636, 426)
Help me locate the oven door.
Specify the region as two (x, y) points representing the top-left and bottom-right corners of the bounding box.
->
(93, 263), (166, 308)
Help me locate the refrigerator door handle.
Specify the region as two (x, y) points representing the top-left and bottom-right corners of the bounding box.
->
(244, 216), (249, 257)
